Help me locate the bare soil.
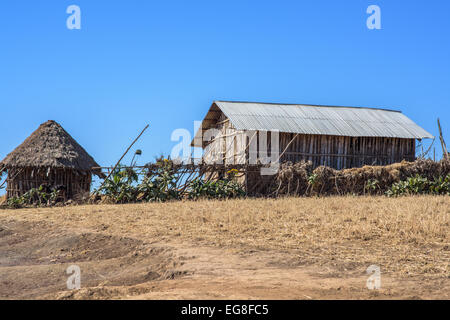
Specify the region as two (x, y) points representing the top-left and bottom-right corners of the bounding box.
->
(0, 196), (448, 299)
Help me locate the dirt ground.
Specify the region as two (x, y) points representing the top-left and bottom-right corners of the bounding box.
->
(0, 196), (448, 299)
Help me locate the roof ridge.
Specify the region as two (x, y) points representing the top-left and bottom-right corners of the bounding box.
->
(214, 100), (402, 113)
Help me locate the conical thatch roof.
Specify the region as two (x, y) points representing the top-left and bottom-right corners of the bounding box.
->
(0, 120), (102, 175)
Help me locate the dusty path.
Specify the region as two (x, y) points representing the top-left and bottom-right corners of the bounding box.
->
(118, 243), (449, 300)
(40, 242), (450, 300)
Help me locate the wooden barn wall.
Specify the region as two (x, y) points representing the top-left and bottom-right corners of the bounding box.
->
(203, 124), (415, 170)
(277, 133), (415, 169)
(203, 114), (247, 166)
(6, 167), (92, 199)
(201, 115), (417, 194)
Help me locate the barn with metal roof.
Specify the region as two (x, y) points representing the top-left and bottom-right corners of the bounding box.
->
(193, 101), (433, 170)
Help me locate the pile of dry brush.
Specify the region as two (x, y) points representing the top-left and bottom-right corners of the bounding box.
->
(273, 158), (450, 196)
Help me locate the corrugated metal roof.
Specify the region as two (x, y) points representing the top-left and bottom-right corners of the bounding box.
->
(193, 101), (433, 143)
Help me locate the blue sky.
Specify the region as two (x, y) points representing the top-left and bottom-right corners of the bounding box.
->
(1, 0), (449, 182)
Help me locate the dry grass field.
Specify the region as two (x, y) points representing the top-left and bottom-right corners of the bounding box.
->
(0, 196), (449, 299)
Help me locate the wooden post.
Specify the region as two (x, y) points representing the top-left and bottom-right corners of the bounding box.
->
(276, 133), (299, 164)
(437, 118), (448, 160)
(95, 124), (149, 193)
(0, 172), (8, 190)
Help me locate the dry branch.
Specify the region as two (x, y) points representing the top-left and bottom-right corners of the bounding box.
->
(96, 124), (149, 193)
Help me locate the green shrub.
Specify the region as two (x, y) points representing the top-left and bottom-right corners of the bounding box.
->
(187, 178), (245, 200)
(365, 179), (379, 194)
(138, 157), (181, 202)
(429, 174), (450, 195)
(97, 165), (139, 203)
(6, 196), (24, 208)
(5, 185), (59, 208)
(386, 174), (450, 196)
(97, 159), (182, 203)
(306, 173), (318, 194)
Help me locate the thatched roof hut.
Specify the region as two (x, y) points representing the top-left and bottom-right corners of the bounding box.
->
(0, 120), (103, 200)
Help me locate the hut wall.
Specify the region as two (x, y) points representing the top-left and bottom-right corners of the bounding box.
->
(6, 167), (92, 199)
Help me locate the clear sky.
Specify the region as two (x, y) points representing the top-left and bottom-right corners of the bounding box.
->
(1, 0), (449, 182)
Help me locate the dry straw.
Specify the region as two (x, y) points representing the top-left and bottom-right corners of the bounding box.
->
(274, 158), (450, 196)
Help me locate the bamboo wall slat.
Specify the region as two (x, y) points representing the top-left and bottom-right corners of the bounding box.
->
(6, 167), (92, 199)
(276, 134), (415, 169)
(203, 120), (415, 170)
